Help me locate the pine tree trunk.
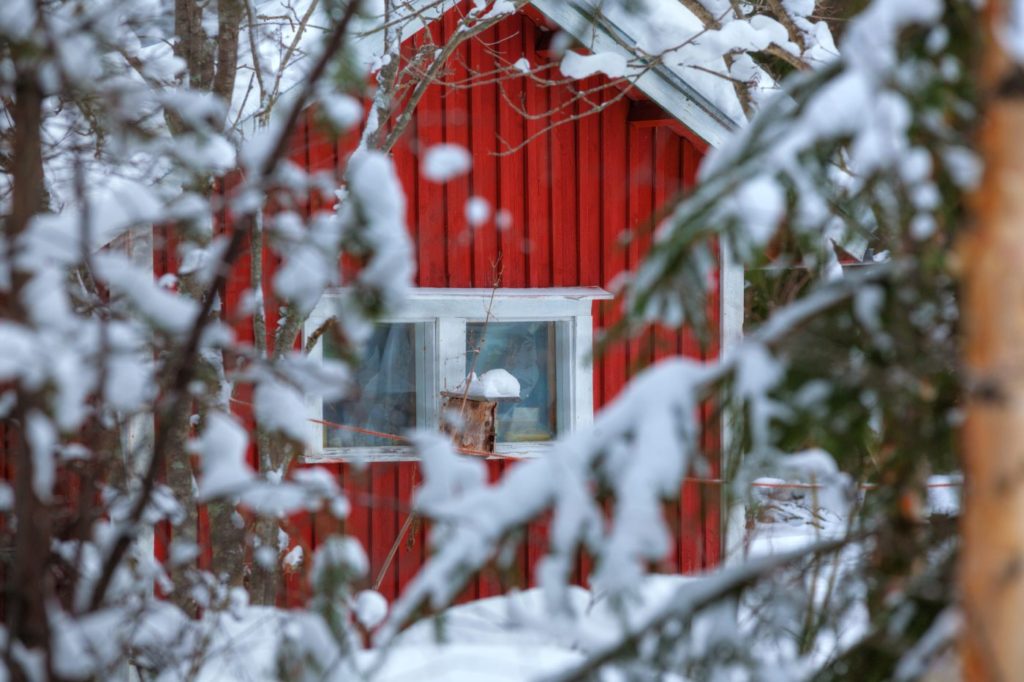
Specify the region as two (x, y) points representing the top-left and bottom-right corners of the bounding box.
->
(960, 2), (1024, 677)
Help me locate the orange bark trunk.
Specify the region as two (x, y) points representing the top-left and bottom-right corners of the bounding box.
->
(960, 2), (1024, 678)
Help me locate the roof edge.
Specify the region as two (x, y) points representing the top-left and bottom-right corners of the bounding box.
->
(529, 0), (739, 148)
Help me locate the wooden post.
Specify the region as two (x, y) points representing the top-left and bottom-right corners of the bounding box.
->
(440, 392), (498, 454)
(960, 1), (1024, 677)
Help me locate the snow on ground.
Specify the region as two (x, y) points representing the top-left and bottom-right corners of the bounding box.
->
(357, 642), (583, 682)
(157, 474), (959, 681)
(167, 536), (805, 681)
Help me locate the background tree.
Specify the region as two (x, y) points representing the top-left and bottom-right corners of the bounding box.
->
(961, 0), (1024, 677)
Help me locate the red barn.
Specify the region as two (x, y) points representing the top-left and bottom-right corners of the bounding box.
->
(164, 1), (744, 603)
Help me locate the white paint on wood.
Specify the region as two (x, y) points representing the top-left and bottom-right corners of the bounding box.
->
(530, 0), (739, 148)
(304, 289), (606, 462)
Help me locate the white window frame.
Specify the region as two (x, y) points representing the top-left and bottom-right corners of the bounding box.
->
(303, 287), (612, 462)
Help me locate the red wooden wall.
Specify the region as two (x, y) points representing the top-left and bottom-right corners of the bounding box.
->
(208, 6), (724, 603)
(0, 8), (729, 636)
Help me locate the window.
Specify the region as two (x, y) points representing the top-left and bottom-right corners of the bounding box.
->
(322, 323), (429, 448)
(304, 288), (611, 460)
(467, 321), (558, 442)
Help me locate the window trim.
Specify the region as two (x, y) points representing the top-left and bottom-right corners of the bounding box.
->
(303, 287), (612, 462)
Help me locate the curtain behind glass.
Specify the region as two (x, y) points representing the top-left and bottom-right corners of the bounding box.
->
(323, 324), (419, 447)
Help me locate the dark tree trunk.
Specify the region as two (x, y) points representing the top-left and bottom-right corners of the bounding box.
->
(5, 71), (54, 680)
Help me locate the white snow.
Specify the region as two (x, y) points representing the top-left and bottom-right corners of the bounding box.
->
(0, 323), (38, 381)
(93, 254), (199, 336)
(422, 144), (472, 182)
(0, 482), (13, 511)
(550, 0), (837, 127)
(339, 150), (415, 316)
(729, 175), (785, 246)
(254, 376), (310, 445)
(283, 545), (304, 570)
(464, 196), (491, 227)
(362, 642), (582, 682)
(25, 410), (56, 501)
(559, 51), (628, 79)
(410, 431), (486, 515)
(312, 535), (369, 582)
(104, 354), (155, 412)
(23, 178), (164, 266)
(459, 369), (521, 400)
(318, 91), (364, 131)
(0, 0), (35, 40)
(273, 214), (343, 313)
(193, 411), (255, 499)
(354, 589), (389, 629)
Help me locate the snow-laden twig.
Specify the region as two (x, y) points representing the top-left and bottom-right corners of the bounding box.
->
(544, 534), (858, 682)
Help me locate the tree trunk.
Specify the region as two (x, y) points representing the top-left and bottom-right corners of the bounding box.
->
(168, 0), (249, 594)
(249, 434), (299, 605)
(6, 70), (54, 679)
(166, 406), (199, 613)
(960, 2), (1024, 677)
(209, 497), (247, 588)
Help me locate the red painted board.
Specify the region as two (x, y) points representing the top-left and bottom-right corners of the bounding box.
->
(523, 19), (552, 288)
(550, 71), (577, 287)
(577, 76), (602, 288)
(468, 27), (500, 288)
(395, 461), (423, 597)
(626, 125), (654, 375)
(598, 90), (629, 407)
(443, 7), (473, 288)
(495, 17), (527, 287)
(368, 463), (400, 600)
(414, 25), (447, 288)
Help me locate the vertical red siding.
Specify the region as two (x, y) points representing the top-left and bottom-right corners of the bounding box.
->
(443, 7), (473, 289)
(368, 464), (398, 596)
(496, 16), (527, 286)
(523, 20), (552, 289)
(577, 77), (602, 289)
(415, 23), (446, 288)
(468, 23), (499, 288)
(191, 7), (722, 604)
(550, 72), (577, 287)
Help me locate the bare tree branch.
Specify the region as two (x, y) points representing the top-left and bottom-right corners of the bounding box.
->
(87, 0), (366, 612)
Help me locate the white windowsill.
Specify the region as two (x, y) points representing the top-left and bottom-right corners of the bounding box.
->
(302, 441), (553, 464)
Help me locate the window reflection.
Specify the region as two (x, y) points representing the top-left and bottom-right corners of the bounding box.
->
(466, 322), (558, 442)
(324, 323), (419, 447)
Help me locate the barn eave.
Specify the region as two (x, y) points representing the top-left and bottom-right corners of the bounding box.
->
(529, 0), (741, 149)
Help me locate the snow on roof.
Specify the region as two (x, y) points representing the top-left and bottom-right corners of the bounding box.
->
(238, 0), (774, 147)
(531, 0), (742, 147)
(533, 0), (837, 148)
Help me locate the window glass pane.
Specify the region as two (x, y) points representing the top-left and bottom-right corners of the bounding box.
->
(323, 323), (420, 448)
(466, 321), (558, 442)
